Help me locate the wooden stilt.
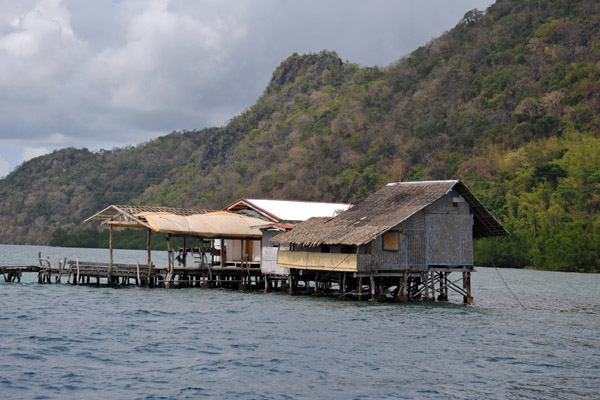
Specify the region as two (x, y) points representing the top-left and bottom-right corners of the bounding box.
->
(109, 225), (114, 264)
(166, 235), (173, 288)
(76, 257), (80, 286)
(369, 273), (376, 301)
(358, 277), (363, 300)
(464, 271), (473, 304)
(147, 229), (152, 266)
(183, 237), (187, 267)
(220, 239), (225, 268)
(136, 263), (141, 287)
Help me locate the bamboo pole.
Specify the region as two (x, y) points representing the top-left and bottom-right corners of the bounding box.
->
(76, 257), (80, 286)
(109, 225), (114, 264)
(136, 263), (141, 287)
(183, 236), (187, 267)
(147, 229), (152, 266)
(220, 239), (225, 268)
(358, 277), (363, 300)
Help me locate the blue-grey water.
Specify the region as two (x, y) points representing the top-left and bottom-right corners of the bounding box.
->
(1, 244), (599, 399)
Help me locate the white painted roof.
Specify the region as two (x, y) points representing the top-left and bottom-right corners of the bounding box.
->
(243, 199), (351, 222)
(386, 180), (459, 186)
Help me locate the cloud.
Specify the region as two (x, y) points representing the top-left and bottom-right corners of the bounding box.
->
(0, 155), (9, 178)
(0, 0), (495, 176)
(87, 0), (247, 112)
(0, 0), (86, 92)
(21, 146), (49, 162)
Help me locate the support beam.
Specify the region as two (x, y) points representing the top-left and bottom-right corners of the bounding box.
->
(220, 239), (225, 268)
(166, 235), (173, 288)
(109, 225), (114, 264)
(146, 229), (152, 266)
(183, 236), (187, 267)
(358, 277), (363, 300)
(464, 271), (473, 304)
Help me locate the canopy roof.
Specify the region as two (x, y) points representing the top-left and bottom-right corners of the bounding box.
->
(223, 198), (351, 222)
(85, 206), (264, 238)
(141, 211), (264, 238)
(84, 205), (213, 229)
(272, 180), (509, 246)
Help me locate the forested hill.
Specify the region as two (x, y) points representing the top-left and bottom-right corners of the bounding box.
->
(1, 0), (599, 272)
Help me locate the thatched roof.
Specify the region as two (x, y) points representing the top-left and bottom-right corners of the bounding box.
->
(272, 180), (508, 246)
(85, 206), (264, 238)
(85, 205), (214, 229)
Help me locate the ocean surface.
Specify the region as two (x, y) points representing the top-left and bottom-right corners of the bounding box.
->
(1, 244), (599, 399)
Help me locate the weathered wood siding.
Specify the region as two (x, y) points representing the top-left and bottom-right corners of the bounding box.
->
(427, 214), (473, 265)
(358, 211), (427, 272)
(426, 191), (473, 266)
(358, 190), (474, 271)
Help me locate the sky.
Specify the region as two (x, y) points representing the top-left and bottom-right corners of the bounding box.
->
(0, 0), (495, 177)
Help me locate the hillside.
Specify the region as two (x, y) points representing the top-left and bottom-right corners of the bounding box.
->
(0, 0), (599, 272)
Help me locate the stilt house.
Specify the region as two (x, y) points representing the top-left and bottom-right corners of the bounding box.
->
(273, 180), (508, 272)
(271, 180), (508, 302)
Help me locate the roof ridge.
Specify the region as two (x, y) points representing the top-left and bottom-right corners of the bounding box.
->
(386, 179), (459, 186)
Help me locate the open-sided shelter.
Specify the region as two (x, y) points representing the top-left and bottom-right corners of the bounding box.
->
(85, 206), (265, 267)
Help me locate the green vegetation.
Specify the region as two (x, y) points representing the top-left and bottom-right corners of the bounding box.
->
(1, 0), (599, 272)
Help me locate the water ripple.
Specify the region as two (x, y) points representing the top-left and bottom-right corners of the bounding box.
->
(1, 247), (599, 399)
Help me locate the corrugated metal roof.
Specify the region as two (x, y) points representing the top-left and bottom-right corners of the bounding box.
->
(223, 199), (351, 222)
(272, 180), (509, 246)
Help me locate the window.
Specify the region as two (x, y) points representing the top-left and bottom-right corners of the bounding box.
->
(383, 231), (400, 251)
(341, 245), (356, 254)
(362, 243), (372, 254)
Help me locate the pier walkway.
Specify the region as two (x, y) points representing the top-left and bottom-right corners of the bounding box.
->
(1, 254), (264, 290)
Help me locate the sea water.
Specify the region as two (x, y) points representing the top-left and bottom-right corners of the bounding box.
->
(0, 244), (599, 399)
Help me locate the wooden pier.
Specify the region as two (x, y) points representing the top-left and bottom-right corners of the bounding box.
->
(2, 254), (473, 303)
(2, 253), (266, 291)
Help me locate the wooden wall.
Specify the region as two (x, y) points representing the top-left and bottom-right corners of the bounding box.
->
(358, 190), (474, 271)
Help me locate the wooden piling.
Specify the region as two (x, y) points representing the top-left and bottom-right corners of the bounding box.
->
(76, 257), (80, 286)
(109, 225), (114, 264)
(147, 229), (152, 266)
(369, 273), (376, 301)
